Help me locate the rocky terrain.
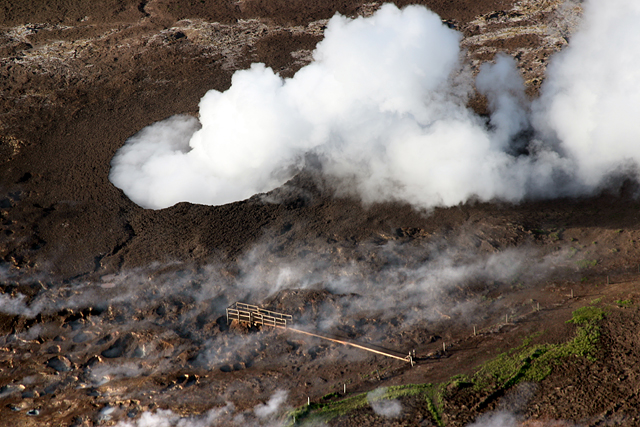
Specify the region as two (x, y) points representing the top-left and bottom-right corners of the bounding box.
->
(2, 0), (640, 426)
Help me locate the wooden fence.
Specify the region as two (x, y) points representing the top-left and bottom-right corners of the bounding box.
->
(226, 302), (293, 328)
(225, 301), (413, 365)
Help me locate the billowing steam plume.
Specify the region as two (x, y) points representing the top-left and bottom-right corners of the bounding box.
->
(532, 0), (640, 188)
(111, 0), (640, 210)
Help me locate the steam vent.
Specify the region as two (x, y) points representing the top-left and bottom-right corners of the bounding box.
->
(2, 0), (640, 425)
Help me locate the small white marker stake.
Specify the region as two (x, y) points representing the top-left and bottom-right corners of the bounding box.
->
(344, 384), (346, 394)
(308, 397), (310, 406)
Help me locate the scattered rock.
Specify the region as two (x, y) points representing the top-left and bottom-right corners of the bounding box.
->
(96, 405), (116, 422)
(0, 383), (25, 396)
(101, 333), (137, 358)
(44, 381), (61, 394)
(46, 355), (72, 372)
(85, 355), (102, 368)
(22, 389), (39, 398)
(95, 333), (114, 346)
(47, 345), (61, 354)
(133, 344), (146, 358)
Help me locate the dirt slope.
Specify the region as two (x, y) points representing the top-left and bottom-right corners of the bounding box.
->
(1, 0), (640, 426)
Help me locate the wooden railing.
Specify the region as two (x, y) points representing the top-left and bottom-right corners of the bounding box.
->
(225, 302), (413, 365)
(226, 302), (293, 328)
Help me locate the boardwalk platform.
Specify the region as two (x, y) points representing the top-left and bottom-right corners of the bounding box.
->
(226, 302), (293, 328)
(226, 301), (413, 365)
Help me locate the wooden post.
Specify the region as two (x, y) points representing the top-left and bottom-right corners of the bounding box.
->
(570, 289), (574, 298)
(308, 397), (310, 406)
(344, 384), (346, 394)
(473, 325), (477, 336)
(442, 342), (446, 353)
(506, 314), (509, 323)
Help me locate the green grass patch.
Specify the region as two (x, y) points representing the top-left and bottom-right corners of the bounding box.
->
(532, 228), (563, 241)
(473, 307), (606, 390)
(288, 308), (605, 425)
(287, 384), (443, 426)
(590, 297), (602, 305)
(615, 299), (633, 308)
(321, 392), (340, 400)
(568, 306), (606, 324)
(576, 259), (598, 269)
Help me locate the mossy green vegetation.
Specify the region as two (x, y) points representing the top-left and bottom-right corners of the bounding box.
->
(287, 383), (444, 426)
(568, 306), (605, 324)
(474, 306), (605, 390)
(287, 307), (606, 426)
(576, 259), (598, 269)
(532, 227), (563, 241)
(615, 299), (633, 308)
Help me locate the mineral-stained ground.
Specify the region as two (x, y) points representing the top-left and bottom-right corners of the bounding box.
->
(2, 0), (640, 426)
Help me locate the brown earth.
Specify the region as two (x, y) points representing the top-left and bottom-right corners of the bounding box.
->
(1, 0), (640, 426)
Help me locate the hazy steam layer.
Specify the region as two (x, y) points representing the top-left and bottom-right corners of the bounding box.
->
(110, 0), (640, 210)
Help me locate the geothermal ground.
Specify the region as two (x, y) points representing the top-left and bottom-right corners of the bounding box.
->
(2, 0), (640, 426)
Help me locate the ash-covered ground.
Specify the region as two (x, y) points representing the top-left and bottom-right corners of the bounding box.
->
(2, 0), (640, 426)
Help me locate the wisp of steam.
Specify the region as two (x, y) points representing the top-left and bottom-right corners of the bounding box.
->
(110, 0), (640, 210)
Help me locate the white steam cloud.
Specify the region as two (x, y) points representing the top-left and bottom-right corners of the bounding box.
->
(367, 387), (402, 418)
(115, 391), (289, 427)
(467, 411), (518, 427)
(110, 0), (640, 210)
(532, 0), (640, 187)
(115, 404), (237, 427)
(254, 390), (289, 418)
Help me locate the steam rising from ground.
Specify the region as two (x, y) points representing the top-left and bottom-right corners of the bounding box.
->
(0, 239), (570, 361)
(0, 239), (576, 425)
(468, 411), (519, 427)
(110, 0), (640, 210)
(367, 387), (402, 418)
(115, 391), (290, 426)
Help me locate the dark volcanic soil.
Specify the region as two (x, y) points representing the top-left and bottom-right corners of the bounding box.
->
(1, 0), (640, 426)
